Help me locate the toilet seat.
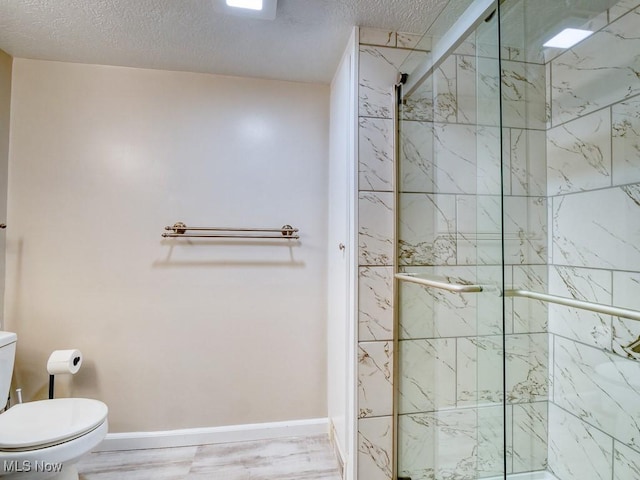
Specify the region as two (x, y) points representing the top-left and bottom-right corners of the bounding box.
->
(0, 398), (108, 451)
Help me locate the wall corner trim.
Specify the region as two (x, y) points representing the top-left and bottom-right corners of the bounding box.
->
(96, 417), (329, 452)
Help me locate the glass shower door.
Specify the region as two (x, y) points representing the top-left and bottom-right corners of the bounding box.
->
(395, 1), (507, 478)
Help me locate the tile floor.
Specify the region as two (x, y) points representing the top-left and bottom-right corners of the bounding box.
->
(77, 434), (343, 480)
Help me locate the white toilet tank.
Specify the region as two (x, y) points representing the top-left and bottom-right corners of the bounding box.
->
(0, 331), (17, 409)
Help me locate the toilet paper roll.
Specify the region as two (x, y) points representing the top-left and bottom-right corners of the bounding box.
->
(47, 349), (83, 375)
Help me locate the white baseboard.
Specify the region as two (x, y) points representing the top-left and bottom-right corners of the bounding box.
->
(96, 417), (329, 452)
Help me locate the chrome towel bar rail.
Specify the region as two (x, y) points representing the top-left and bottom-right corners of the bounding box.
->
(162, 222), (299, 239)
(395, 273), (640, 322)
(394, 273), (484, 293)
(504, 289), (640, 322)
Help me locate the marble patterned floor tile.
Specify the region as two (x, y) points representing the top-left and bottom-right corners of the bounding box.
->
(77, 446), (198, 479)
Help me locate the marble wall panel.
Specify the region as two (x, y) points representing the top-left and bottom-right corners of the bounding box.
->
(358, 416), (393, 480)
(512, 265), (548, 334)
(359, 28), (396, 47)
(398, 409), (478, 480)
(432, 123), (478, 194)
(612, 97), (640, 186)
(613, 442), (640, 480)
(358, 342), (393, 418)
(548, 403), (613, 480)
(398, 266), (503, 339)
(547, 108), (612, 196)
(399, 120), (434, 193)
(457, 333), (548, 406)
(501, 60), (546, 130)
(433, 56), (457, 123)
(548, 266), (613, 350)
(551, 185), (640, 271)
(553, 336), (640, 451)
(358, 267), (393, 341)
(612, 271), (640, 359)
(609, 0), (640, 21)
(512, 402), (548, 473)
(550, 8), (640, 125)
(359, 46), (412, 119)
(398, 193), (456, 266)
(510, 128), (547, 196)
(398, 338), (456, 414)
(359, 117), (394, 191)
(359, 191), (394, 266)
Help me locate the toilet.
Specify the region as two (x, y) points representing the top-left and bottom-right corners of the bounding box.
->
(0, 331), (108, 480)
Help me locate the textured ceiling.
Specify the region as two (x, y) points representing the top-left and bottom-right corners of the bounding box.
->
(0, 0), (450, 84)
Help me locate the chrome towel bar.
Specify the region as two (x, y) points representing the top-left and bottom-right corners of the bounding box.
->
(162, 222), (299, 239)
(395, 273), (640, 322)
(395, 273), (484, 293)
(505, 289), (640, 322)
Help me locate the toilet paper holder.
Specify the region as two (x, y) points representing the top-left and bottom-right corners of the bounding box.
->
(47, 350), (82, 399)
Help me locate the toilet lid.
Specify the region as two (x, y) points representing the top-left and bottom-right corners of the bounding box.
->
(0, 398), (108, 450)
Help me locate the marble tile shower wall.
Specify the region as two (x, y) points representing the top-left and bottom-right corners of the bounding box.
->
(546, 3), (640, 480)
(357, 28), (424, 480)
(357, 26), (551, 480)
(395, 35), (549, 479)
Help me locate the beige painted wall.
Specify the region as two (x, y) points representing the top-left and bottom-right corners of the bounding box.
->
(0, 50), (11, 325)
(5, 58), (329, 432)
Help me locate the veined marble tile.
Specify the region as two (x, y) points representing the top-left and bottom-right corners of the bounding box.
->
(545, 62), (552, 129)
(548, 266), (613, 350)
(359, 46), (411, 119)
(433, 56), (457, 123)
(612, 271), (640, 359)
(398, 338), (456, 414)
(548, 403), (613, 480)
(478, 405), (512, 478)
(552, 185), (640, 270)
(399, 120), (434, 193)
(551, 8), (640, 125)
(359, 191), (394, 266)
(612, 97), (640, 186)
(501, 61), (546, 130)
(457, 54), (477, 125)
(359, 28), (396, 47)
(476, 55), (502, 127)
(512, 265), (548, 334)
(358, 341), (393, 418)
(610, 0), (640, 22)
(457, 334), (548, 406)
(359, 117), (394, 191)
(553, 336), (640, 450)
(432, 123), (478, 194)
(398, 265), (503, 339)
(397, 32), (429, 50)
(512, 402), (548, 474)
(359, 267), (393, 342)
(547, 108), (612, 195)
(503, 196), (548, 265)
(401, 77), (434, 122)
(456, 194), (502, 266)
(398, 193), (456, 266)
(358, 416), (393, 480)
(397, 409), (478, 480)
(614, 441), (640, 479)
(510, 128), (547, 196)
(477, 125), (504, 196)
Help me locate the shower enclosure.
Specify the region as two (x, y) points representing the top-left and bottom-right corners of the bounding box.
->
(394, 0), (640, 479)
